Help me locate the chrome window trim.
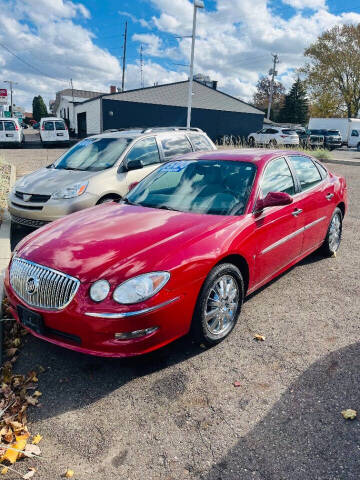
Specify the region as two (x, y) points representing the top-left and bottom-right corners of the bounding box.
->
(10, 257), (80, 310)
(85, 296), (180, 318)
(261, 216), (327, 255)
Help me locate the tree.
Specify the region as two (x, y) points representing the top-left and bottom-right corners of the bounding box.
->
(279, 78), (309, 124)
(32, 95), (48, 122)
(252, 76), (285, 121)
(302, 24), (360, 118)
(309, 91), (347, 118)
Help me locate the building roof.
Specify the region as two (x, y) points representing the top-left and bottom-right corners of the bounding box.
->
(54, 88), (106, 112)
(76, 80), (264, 116)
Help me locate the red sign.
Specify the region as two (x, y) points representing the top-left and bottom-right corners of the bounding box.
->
(0, 89), (7, 97)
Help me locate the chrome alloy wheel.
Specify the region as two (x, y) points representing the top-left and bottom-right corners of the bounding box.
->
(329, 212), (341, 252)
(204, 275), (239, 336)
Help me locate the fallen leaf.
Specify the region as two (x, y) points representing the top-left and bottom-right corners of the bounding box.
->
(1, 434), (28, 463)
(31, 434), (42, 445)
(10, 421), (24, 433)
(65, 469), (74, 478)
(33, 391), (42, 398)
(38, 366), (46, 374)
(25, 397), (38, 406)
(331, 251), (337, 258)
(31, 376), (38, 383)
(233, 381), (241, 387)
(1, 467), (8, 475)
(254, 334), (265, 341)
(6, 348), (18, 358)
(23, 468), (36, 479)
(13, 338), (21, 348)
(24, 444), (41, 457)
(341, 409), (357, 420)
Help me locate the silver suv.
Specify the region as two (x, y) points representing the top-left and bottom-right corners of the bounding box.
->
(8, 127), (216, 228)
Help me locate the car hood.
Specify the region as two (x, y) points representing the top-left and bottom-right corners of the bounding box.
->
(16, 203), (237, 283)
(14, 168), (99, 195)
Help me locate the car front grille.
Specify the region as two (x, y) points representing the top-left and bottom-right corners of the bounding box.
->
(11, 215), (49, 228)
(10, 257), (80, 310)
(15, 191), (51, 203)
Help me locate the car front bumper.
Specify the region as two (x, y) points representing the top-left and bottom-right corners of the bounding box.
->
(4, 267), (197, 357)
(8, 191), (98, 224)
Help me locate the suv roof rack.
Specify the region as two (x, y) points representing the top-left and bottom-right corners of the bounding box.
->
(142, 126), (203, 133)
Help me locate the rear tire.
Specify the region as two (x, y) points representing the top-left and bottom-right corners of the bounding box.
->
(248, 137), (255, 147)
(321, 207), (343, 257)
(191, 263), (244, 346)
(357, 143), (360, 152)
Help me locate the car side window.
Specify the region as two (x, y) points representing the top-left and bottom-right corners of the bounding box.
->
(290, 155), (322, 191)
(188, 134), (213, 151)
(261, 157), (295, 197)
(351, 130), (359, 137)
(161, 135), (192, 159)
(0, 121), (3, 131)
(4, 121), (15, 131)
(126, 137), (160, 167)
(43, 122), (54, 131)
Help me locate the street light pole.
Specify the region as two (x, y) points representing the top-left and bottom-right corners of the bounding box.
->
(266, 53), (279, 121)
(4, 80), (17, 117)
(186, 0), (204, 130)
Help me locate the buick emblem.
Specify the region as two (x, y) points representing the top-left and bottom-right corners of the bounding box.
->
(26, 276), (39, 295)
(23, 194), (31, 202)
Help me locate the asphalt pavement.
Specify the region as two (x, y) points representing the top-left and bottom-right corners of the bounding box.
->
(4, 162), (359, 479)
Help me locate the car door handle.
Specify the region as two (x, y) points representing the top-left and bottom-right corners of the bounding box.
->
(292, 208), (303, 217)
(326, 193), (334, 200)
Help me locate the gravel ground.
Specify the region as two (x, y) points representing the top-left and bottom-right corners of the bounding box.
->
(3, 161), (359, 479)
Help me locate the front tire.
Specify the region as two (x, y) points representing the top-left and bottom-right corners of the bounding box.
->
(322, 207), (343, 256)
(96, 195), (119, 205)
(191, 263), (244, 346)
(248, 137), (255, 147)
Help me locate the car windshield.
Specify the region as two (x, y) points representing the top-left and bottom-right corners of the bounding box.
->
(54, 137), (131, 171)
(126, 160), (257, 216)
(309, 129), (326, 135)
(327, 130), (341, 136)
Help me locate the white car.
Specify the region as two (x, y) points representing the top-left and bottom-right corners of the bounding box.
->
(0, 118), (24, 147)
(40, 117), (70, 146)
(248, 127), (299, 147)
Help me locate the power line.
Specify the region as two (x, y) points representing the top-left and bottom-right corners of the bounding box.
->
(0, 41), (59, 81)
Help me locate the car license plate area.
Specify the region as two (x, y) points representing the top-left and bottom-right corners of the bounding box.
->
(57, 133), (64, 136)
(17, 305), (44, 335)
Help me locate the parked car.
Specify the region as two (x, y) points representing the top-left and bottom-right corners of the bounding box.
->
(324, 129), (342, 150)
(33, 122), (40, 130)
(308, 117), (360, 147)
(5, 150), (347, 357)
(39, 117), (70, 146)
(298, 129), (325, 149)
(248, 127), (299, 147)
(8, 127), (216, 229)
(0, 118), (24, 147)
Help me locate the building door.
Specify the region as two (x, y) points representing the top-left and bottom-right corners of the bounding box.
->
(77, 112), (87, 137)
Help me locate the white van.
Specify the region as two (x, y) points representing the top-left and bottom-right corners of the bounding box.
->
(40, 117), (70, 146)
(0, 118), (24, 147)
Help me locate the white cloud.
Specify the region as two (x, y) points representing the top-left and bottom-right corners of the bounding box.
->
(1, 0), (360, 111)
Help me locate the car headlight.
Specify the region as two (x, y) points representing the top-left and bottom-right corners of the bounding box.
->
(52, 181), (88, 199)
(89, 280), (110, 302)
(113, 272), (170, 304)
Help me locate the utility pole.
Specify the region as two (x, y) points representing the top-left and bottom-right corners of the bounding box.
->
(121, 21), (128, 92)
(186, 0), (204, 130)
(70, 78), (75, 133)
(140, 44), (144, 88)
(4, 80), (18, 117)
(267, 53), (279, 121)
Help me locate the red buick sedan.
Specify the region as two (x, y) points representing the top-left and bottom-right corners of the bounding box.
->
(4, 150), (347, 357)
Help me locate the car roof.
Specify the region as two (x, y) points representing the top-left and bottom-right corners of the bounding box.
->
(175, 148), (310, 167)
(40, 117), (64, 122)
(88, 128), (207, 141)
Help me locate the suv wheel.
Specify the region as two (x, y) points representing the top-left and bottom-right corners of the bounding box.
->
(248, 137), (255, 147)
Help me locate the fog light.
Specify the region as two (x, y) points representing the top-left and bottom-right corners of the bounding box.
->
(114, 326), (158, 340)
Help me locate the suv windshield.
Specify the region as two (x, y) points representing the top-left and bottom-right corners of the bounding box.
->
(309, 129), (326, 135)
(126, 160), (256, 216)
(327, 130), (341, 136)
(54, 137), (131, 171)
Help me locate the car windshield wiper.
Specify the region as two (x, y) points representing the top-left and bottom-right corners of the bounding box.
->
(60, 166), (84, 171)
(155, 205), (179, 212)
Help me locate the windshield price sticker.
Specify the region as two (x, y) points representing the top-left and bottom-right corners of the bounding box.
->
(161, 161), (188, 172)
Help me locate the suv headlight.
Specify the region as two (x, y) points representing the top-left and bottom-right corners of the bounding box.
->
(52, 181), (88, 199)
(113, 272), (170, 304)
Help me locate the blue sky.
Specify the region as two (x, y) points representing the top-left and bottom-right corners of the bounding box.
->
(0, 0), (359, 110)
